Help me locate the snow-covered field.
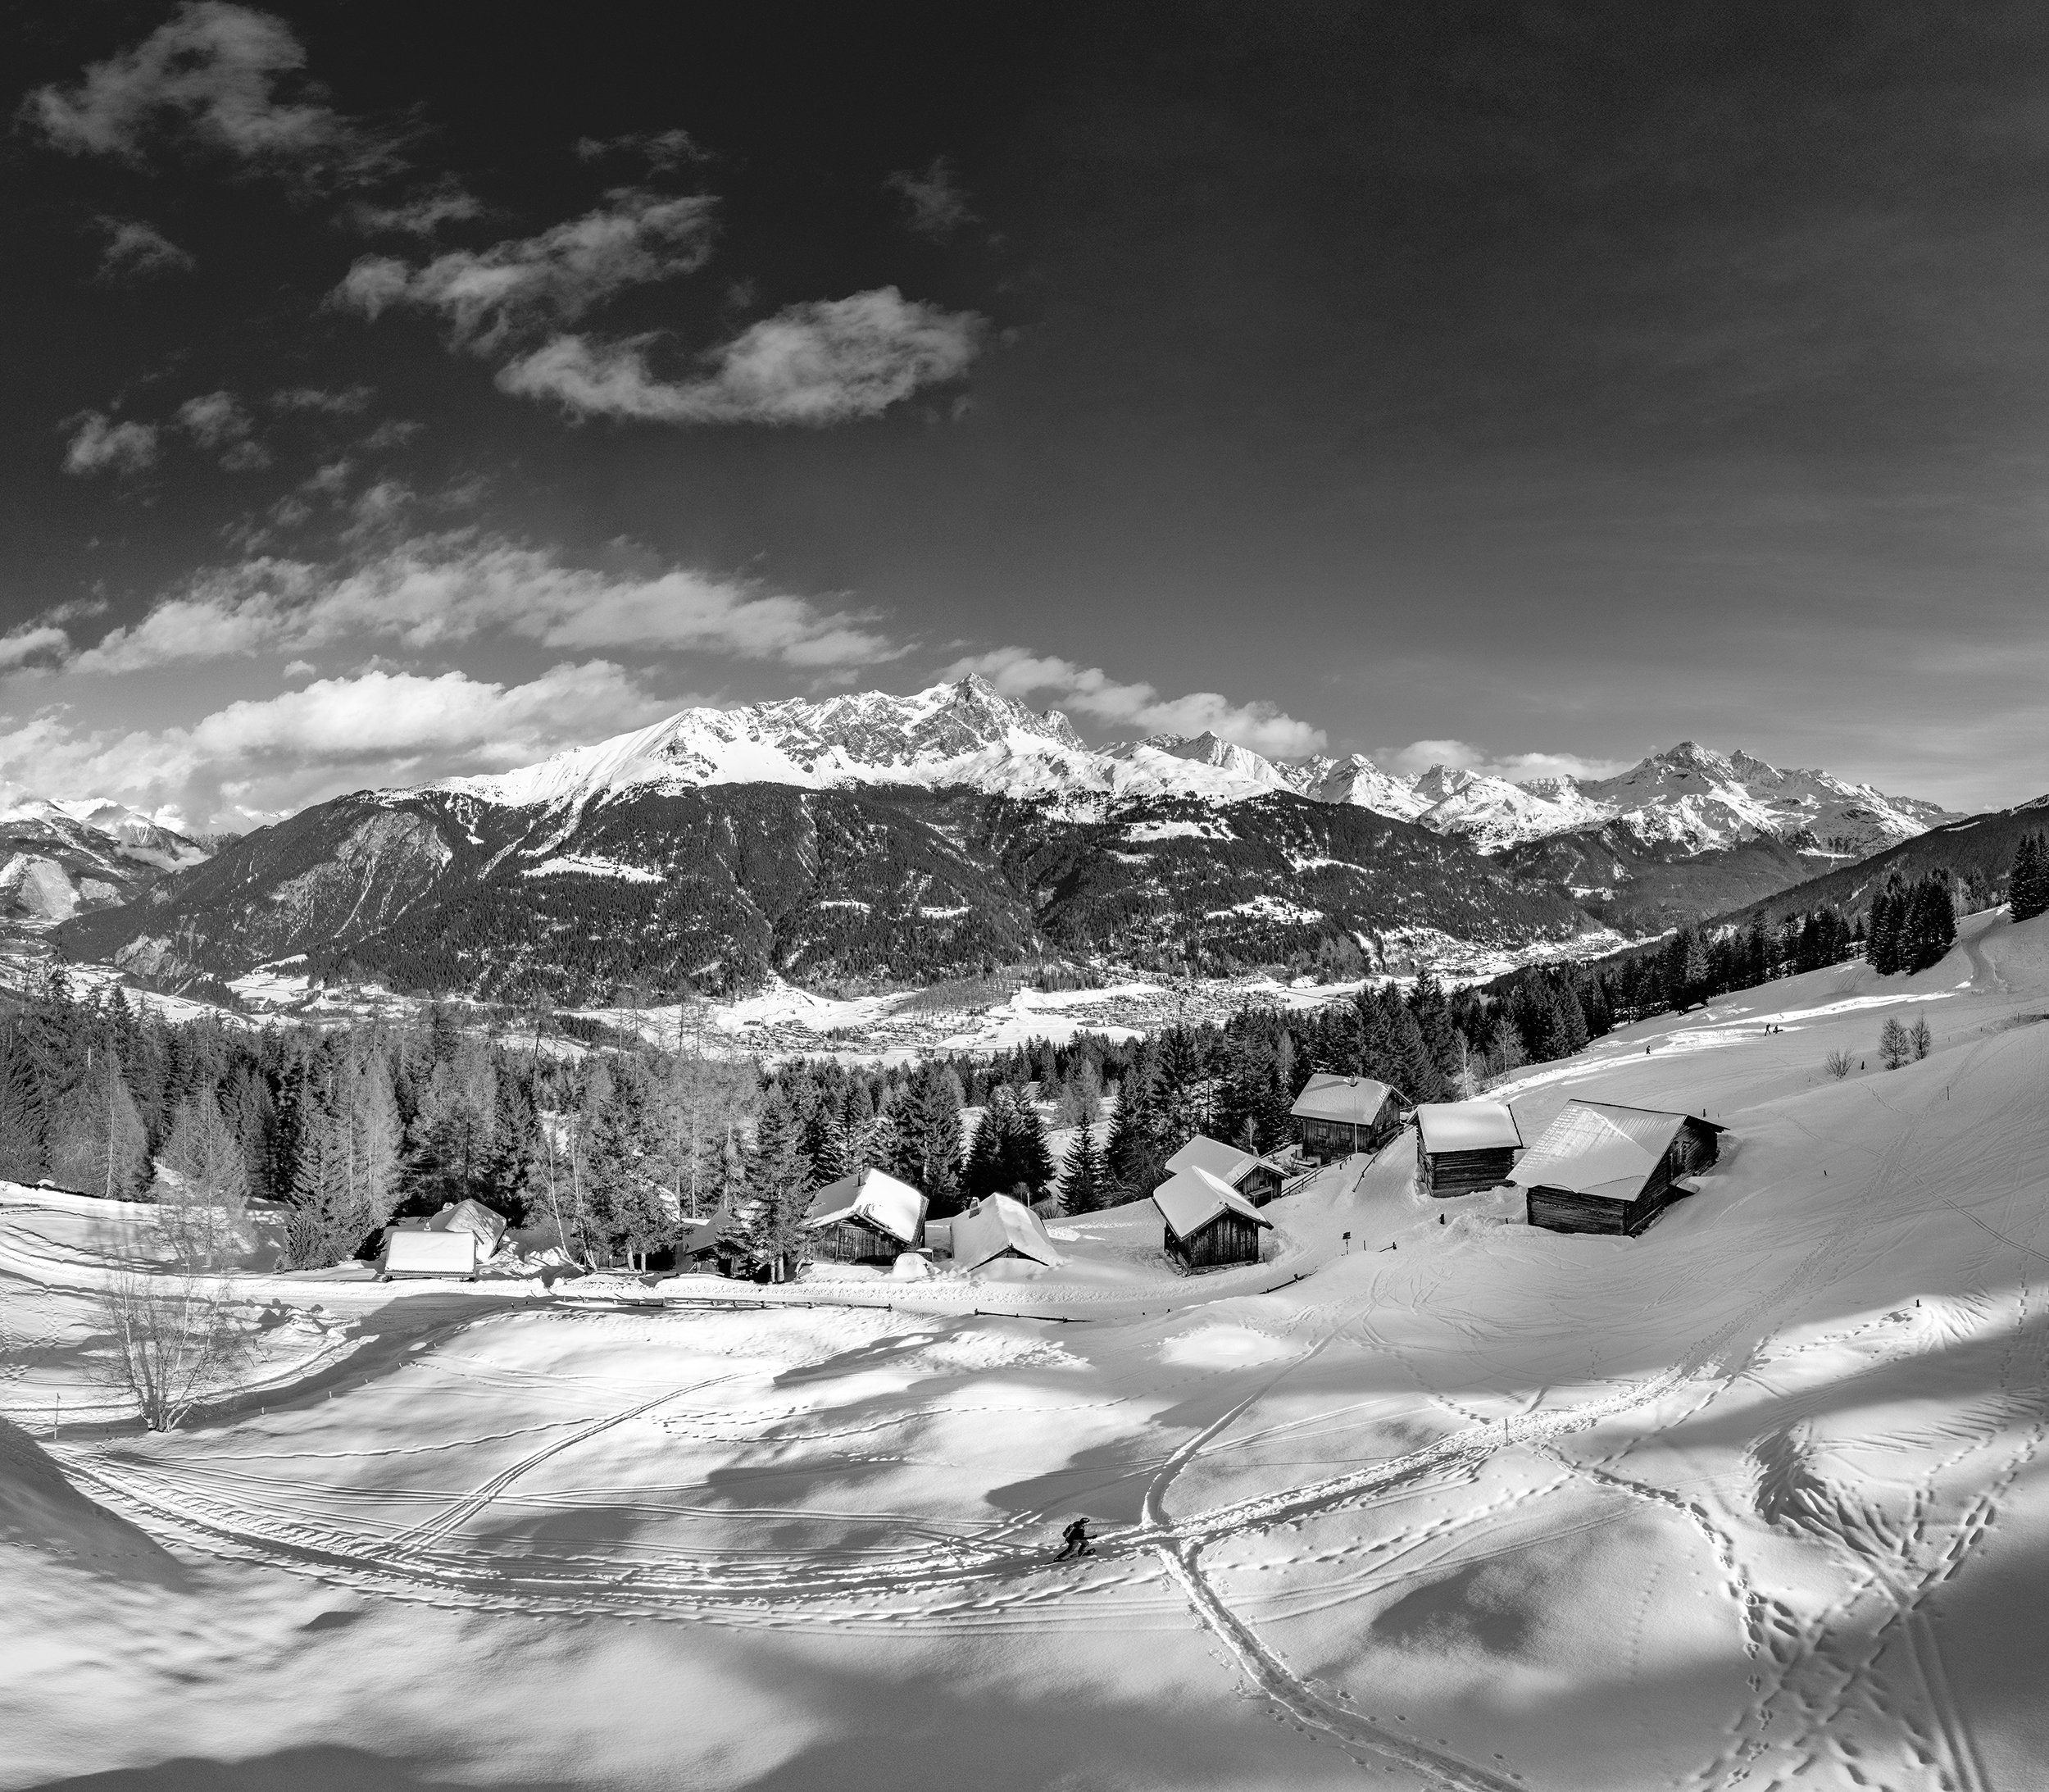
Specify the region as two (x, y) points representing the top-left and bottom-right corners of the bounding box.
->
(8, 908), (2049, 1789)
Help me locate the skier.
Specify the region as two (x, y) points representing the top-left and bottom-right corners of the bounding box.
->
(1055, 1517), (1094, 1560)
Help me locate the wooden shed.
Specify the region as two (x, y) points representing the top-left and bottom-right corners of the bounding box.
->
(1413, 1102), (1524, 1198)
(1288, 1074), (1401, 1162)
(670, 1211), (743, 1276)
(1152, 1166), (1274, 1271)
(1511, 1101), (1724, 1237)
(802, 1167), (928, 1265)
(1163, 1135), (1288, 1207)
(949, 1193), (1064, 1271)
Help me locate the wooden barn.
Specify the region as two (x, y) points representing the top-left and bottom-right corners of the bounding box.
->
(1288, 1074), (1402, 1162)
(949, 1193), (1064, 1271)
(1511, 1101), (1724, 1237)
(669, 1211), (743, 1276)
(1152, 1166), (1275, 1271)
(1413, 1102), (1524, 1197)
(1163, 1135), (1288, 1207)
(802, 1167), (928, 1265)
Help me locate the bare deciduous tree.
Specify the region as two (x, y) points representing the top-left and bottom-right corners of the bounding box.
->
(1824, 1049), (1855, 1080)
(98, 1269), (249, 1432)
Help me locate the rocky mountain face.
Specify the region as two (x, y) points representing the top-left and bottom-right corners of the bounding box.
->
(0, 795), (208, 928)
(48, 677), (1959, 1001)
(60, 781), (1590, 1002)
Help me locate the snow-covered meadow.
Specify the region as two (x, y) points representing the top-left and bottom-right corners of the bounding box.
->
(7, 908), (2049, 1789)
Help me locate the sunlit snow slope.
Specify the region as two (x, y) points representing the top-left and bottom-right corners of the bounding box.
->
(6, 908), (2049, 1790)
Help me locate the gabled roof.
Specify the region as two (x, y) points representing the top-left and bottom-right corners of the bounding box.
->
(1152, 1166), (1275, 1242)
(1414, 1101), (1523, 1153)
(802, 1167), (927, 1244)
(1164, 1135), (1283, 1187)
(427, 1198), (507, 1247)
(1288, 1072), (1396, 1126)
(675, 1211), (740, 1257)
(1509, 1100), (1710, 1203)
(950, 1193), (1063, 1271)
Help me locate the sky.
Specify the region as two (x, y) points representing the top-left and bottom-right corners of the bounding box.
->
(5, 0), (2049, 831)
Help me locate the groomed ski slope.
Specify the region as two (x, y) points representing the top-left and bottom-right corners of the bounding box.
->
(7, 907), (2049, 1790)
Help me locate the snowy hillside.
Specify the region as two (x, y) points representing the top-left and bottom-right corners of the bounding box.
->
(0, 793), (207, 927)
(11, 906), (2049, 1789)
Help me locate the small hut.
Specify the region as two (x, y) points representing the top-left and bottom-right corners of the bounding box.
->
(1163, 1135), (1289, 1207)
(1288, 1074), (1401, 1162)
(1511, 1101), (1724, 1237)
(379, 1228), (478, 1280)
(428, 1198), (508, 1259)
(1414, 1102), (1524, 1197)
(950, 1193), (1064, 1271)
(671, 1212), (743, 1276)
(1152, 1166), (1274, 1271)
(802, 1167), (928, 1265)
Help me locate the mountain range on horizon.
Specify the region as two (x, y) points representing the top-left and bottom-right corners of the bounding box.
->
(432, 672), (1953, 860)
(32, 671), (2000, 1007)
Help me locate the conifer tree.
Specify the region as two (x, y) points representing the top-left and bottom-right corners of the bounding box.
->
(1057, 1125), (1108, 1216)
(2010, 833), (2049, 923)
(741, 1087), (811, 1281)
(1104, 1048), (1167, 1196)
(50, 1050), (150, 1201)
(1867, 875), (1906, 975)
(0, 1035), (49, 1183)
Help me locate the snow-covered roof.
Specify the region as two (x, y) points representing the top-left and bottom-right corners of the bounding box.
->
(802, 1167), (927, 1245)
(950, 1194), (1063, 1271)
(1510, 1101), (1712, 1203)
(381, 1230), (477, 1274)
(1414, 1102), (1523, 1153)
(428, 1198), (507, 1247)
(1289, 1073), (1397, 1125)
(1164, 1135), (1280, 1187)
(1152, 1167), (1274, 1242)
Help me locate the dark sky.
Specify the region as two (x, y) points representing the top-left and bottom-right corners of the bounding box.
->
(5, 0), (2048, 828)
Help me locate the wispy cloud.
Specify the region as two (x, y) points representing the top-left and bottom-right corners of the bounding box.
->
(1380, 739), (1634, 784)
(884, 156), (976, 239)
(20, 2), (402, 189)
(497, 288), (982, 425)
(61, 412), (158, 476)
(575, 128), (706, 172)
(269, 384), (373, 413)
(338, 176), (486, 238)
(943, 646), (1326, 759)
(333, 189), (718, 350)
(0, 661), (670, 831)
(62, 533), (902, 676)
(175, 389), (270, 469)
(93, 216), (195, 280)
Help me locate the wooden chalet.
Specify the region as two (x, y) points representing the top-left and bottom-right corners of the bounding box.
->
(669, 1211), (744, 1276)
(1288, 1073), (1402, 1162)
(1163, 1135), (1288, 1207)
(802, 1167), (928, 1265)
(949, 1193), (1064, 1271)
(1413, 1102), (1524, 1197)
(1511, 1101), (1724, 1237)
(1152, 1166), (1274, 1271)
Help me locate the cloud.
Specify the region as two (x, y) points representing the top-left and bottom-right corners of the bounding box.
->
(61, 412), (158, 475)
(333, 189), (717, 350)
(0, 625), (73, 672)
(339, 176), (485, 237)
(1380, 739), (1634, 785)
(66, 533), (902, 675)
(497, 288), (982, 425)
(269, 384), (372, 413)
(884, 157), (976, 239)
(575, 128), (706, 172)
(20, 1), (401, 189)
(175, 389), (253, 448)
(943, 646), (1326, 759)
(0, 661), (670, 830)
(93, 216), (195, 280)
(174, 389), (270, 468)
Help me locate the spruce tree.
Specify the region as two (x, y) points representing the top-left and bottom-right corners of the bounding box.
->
(158, 1094), (250, 1270)
(1104, 1050), (1166, 1196)
(50, 1051), (150, 1201)
(0, 1037), (48, 1183)
(741, 1087), (811, 1281)
(1057, 1125), (1108, 1216)
(2010, 833), (2049, 923)
(1867, 876), (1906, 976)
